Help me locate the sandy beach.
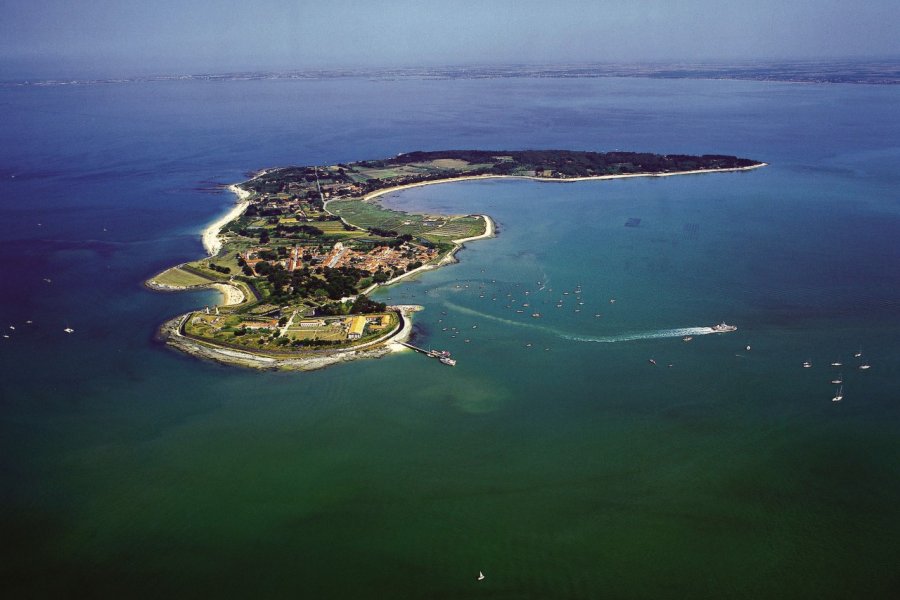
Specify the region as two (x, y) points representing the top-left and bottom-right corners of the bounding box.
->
(202, 185), (250, 256)
(360, 162), (767, 204)
(210, 282), (245, 306)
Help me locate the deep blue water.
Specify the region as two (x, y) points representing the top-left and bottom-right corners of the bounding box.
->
(1, 77), (899, 598)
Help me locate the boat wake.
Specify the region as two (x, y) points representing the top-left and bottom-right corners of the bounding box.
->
(562, 327), (717, 344)
(443, 301), (719, 344)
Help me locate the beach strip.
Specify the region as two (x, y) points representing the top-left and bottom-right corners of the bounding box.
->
(360, 163), (768, 203)
(202, 185), (251, 256)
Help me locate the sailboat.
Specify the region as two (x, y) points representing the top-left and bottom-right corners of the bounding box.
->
(477, 571), (485, 581)
(831, 373), (843, 385)
(831, 386), (843, 402)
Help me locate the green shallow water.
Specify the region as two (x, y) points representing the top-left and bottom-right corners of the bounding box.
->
(1, 76), (899, 597)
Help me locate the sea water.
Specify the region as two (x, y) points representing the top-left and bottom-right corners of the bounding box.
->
(1, 76), (898, 598)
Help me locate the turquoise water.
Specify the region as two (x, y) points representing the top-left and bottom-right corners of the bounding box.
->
(1, 77), (899, 597)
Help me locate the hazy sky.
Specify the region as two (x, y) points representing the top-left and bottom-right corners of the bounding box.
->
(1, 0), (898, 76)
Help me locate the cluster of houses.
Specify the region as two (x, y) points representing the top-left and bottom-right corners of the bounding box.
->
(241, 240), (436, 277)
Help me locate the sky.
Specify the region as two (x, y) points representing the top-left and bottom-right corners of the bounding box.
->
(1, 0), (898, 77)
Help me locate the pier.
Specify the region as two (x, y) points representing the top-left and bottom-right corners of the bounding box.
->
(398, 342), (456, 365)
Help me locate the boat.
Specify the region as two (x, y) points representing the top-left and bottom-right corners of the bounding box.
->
(477, 571), (485, 581)
(531, 313), (541, 318)
(854, 349), (862, 358)
(648, 359), (657, 366)
(831, 386), (843, 402)
(745, 345), (751, 351)
(710, 322), (737, 333)
(859, 362), (871, 370)
(682, 336), (693, 342)
(63, 328), (74, 334)
(439, 357), (457, 366)
(802, 360), (812, 368)
(830, 361), (842, 367)
(831, 374), (843, 384)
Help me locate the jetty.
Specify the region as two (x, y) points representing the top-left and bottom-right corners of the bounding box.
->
(398, 342), (457, 366)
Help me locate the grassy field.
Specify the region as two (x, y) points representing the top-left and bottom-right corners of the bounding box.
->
(328, 199), (485, 241)
(151, 266), (218, 287)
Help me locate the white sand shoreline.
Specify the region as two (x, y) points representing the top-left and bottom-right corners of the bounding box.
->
(202, 185), (250, 256)
(361, 163), (767, 203)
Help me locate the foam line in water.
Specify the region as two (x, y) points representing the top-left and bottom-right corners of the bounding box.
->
(443, 300), (548, 331)
(562, 327), (716, 343)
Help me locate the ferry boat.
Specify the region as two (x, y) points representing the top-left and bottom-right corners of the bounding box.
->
(440, 357), (457, 366)
(710, 322), (737, 333)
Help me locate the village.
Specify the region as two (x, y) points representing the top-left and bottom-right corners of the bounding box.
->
(239, 239), (437, 277)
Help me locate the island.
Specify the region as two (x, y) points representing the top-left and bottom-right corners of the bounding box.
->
(147, 150), (765, 370)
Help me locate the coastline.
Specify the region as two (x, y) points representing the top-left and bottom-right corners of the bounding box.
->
(360, 162), (768, 203)
(145, 266), (246, 306)
(202, 185), (250, 257)
(360, 213), (496, 295)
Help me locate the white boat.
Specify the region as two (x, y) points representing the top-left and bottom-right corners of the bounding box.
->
(802, 360), (812, 368)
(830, 361), (842, 367)
(477, 571), (485, 581)
(682, 336), (693, 342)
(831, 373), (843, 384)
(63, 327), (74, 334)
(711, 322), (737, 333)
(859, 362), (871, 370)
(832, 386), (843, 402)
(439, 357), (457, 366)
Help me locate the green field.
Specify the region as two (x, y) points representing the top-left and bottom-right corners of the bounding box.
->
(151, 266), (218, 287)
(328, 199), (485, 242)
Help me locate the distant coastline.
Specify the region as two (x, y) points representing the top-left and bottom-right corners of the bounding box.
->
(358, 162), (768, 204)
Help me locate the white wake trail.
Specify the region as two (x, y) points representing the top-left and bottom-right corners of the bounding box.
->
(562, 327), (717, 343)
(442, 301), (721, 344)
